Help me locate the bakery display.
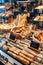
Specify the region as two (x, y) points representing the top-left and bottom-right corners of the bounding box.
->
(0, 36), (43, 65)
(0, 12), (30, 33)
(0, 1), (43, 65)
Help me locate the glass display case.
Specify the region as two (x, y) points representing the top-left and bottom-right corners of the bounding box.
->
(0, 0), (43, 65)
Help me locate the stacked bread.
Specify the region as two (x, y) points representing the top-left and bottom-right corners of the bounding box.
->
(14, 14), (28, 27)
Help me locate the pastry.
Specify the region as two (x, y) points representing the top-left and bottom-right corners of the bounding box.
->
(35, 5), (43, 10)
(11, 26), (31, 39)
(34, 15), (43, 22)
(34, 31), (43, 43)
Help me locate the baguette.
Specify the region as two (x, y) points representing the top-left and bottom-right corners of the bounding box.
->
(7, 45), (34, 59)
(8, 51), (29, 65)
(19, 53), (33, 62)
(7, 42), (38, 56)
(21, 50), (34, 59)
